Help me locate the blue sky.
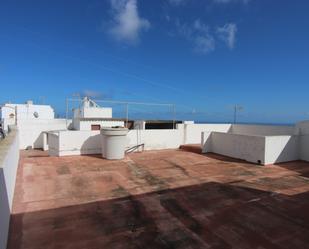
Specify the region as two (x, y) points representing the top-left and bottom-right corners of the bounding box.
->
(1, 0), (309, 123)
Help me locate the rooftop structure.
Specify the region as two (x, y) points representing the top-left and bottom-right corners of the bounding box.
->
(72, 97), (124, 131)
(0, 100), (55, 132)
(73, 97), (112, 119)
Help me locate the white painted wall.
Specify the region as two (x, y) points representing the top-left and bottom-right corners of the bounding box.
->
(202, 129), (303, 165)
(0, 170), (9, 249)
(48, 129), (184, 156)
(177, 123), (232, 145)
(48, 132), (60, 156)
(127, 129), (184, 150)
(1, 103), (55, 132)
(46, 122), (309, 164)
(48, 130), (101, 156)
(73, 98), (112, 119)
(201, 131), (212, 152)
(76, 120), (124, 131)
(1, 103), (54, 120)
(1, 127), (19, 208)
(264, 136), (299, 165)
(17, 119), (68, 149)
(82, 107), (112, 118)
(296, 121), (309, 161)
(0, 127), (19, 249)
(72, 118), (81, 130)
(207, 132), (266, 164)
(231, 124), (295, 136)
(300, 135), (309, 161)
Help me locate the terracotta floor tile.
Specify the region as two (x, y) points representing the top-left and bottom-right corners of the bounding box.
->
(7, 149), (309, 249)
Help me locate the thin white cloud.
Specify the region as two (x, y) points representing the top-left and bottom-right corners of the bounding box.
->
(176, 19), (215, 54)
(108, 0), (150, 44)
(216, 23), (237, 49)
(193, 19), (209, 33)
(194, 35), (215, 54)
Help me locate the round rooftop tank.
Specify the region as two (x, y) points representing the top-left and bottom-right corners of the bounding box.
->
(101, 127), (129, 160)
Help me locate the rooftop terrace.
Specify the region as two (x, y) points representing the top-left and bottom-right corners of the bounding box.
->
(8, 149), (309, 249)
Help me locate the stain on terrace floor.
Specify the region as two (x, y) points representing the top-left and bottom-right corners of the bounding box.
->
(7, 149), (309, 249)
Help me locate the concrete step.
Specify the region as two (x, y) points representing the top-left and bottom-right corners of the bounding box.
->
(179, 144), (202, 154)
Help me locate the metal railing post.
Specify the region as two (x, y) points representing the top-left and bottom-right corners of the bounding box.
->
(66, 98), (69, 128)
(172, 104), (176, 129)
(126, 103), (129, 128)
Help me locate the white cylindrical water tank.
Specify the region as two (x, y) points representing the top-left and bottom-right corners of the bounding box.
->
(101, 127), (129, 160)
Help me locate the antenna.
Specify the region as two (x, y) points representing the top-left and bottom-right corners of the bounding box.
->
(233, 105), (243, 124)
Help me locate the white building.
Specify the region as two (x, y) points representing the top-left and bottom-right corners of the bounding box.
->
(0, 100), (68, 149)
(72, 97), (124, 130)
(0, 100), (55, 132)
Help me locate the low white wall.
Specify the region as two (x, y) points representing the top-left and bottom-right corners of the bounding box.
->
(296, 121), (309, 161)
(231, 124), (295, 136)
(18, 119), (69, 149)
(201, 131), (212, 152)
(202, 132), (301, 165)
(48, 130), (101, 156)
(203, 132), (266, 164)
(178, 123), (232, 145)
(300, 135), (309, 161)
(264, 136), (299, 165)
(46, 122), (309, 164)
(48, 132), (60, 156)
(0, 127), (20, 249)
(127, 129), (184, 150)
(48, 129), (184, 156)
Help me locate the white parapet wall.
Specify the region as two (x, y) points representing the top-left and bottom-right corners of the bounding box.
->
(231, 124), (295, 136)
(48, 130), (101, 156)
(48, 129), (185, 156)
(202, 122), (309, 165)
(296, 121), (309, 161)
(178, 123), (232, 144)
(264, 136), (299, 164)
(127, 129), (184, 150)
(300, 135), (309, 161)
(46, 122), (309, 164)
(17, 119), (69, 149)
(203, 132), (266, 164)
(0, 126), (20, 249)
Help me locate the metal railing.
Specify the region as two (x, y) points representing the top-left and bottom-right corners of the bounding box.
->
(66, 98), (176, 129)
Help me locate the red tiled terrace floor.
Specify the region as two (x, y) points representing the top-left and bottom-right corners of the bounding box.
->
(7, 149), (309, 249)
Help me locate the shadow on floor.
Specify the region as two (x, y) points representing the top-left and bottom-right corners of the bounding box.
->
(275, 160), (309, 178)
(204, 153), (259, 165)
(7, 181), (309, 249)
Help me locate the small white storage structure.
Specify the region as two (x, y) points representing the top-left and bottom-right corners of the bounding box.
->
(101, 127), (129, 160)
(72, 97), (124, 131)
